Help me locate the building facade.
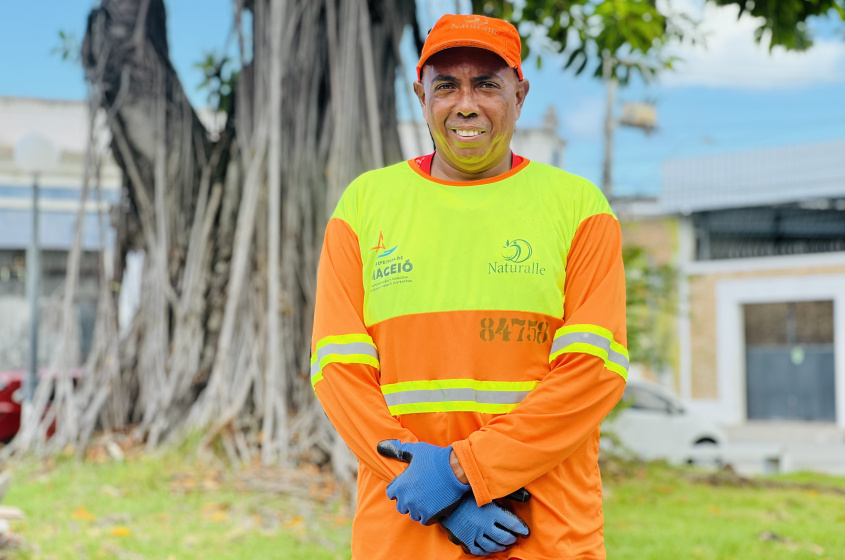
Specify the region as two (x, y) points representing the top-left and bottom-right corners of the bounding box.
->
(622, 140), (845, 430)
(0, 97), (121, 371)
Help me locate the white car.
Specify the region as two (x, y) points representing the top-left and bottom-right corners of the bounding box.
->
(602, 379), (727, 464)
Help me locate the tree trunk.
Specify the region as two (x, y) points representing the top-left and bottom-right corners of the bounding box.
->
(10, 0), (418, 468)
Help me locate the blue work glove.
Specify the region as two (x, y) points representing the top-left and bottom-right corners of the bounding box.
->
(440, 494), (530, 556)
(382, 440), (471, 525)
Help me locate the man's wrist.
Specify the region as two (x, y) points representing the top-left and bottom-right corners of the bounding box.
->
(449, 449), (469, 484)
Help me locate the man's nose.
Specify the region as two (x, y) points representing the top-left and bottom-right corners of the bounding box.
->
(454, 88), (479, 118)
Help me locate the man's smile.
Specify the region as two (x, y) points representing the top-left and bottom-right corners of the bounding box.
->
(451, 128), (485, 140)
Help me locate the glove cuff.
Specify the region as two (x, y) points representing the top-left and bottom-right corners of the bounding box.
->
(441, 445), (471, 493)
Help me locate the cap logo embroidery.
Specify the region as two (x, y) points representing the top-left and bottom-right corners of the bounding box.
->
(465, 15), (488, 25)
(451, 16), (499, 35)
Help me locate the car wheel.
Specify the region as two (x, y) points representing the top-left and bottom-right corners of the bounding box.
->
(687, 438), (722, 468)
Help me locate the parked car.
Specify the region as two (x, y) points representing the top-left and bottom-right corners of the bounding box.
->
(603, 379), (727, 464)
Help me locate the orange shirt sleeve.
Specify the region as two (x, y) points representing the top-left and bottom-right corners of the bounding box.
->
(312, 217), (418, 482)
(452, 212), (627, 505)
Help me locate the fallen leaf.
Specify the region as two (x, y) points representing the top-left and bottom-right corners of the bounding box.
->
(110, 526), (132, 537)
(71, 507), (96, 521)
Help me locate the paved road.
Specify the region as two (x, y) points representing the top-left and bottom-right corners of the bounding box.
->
(724, 422), (845, 476)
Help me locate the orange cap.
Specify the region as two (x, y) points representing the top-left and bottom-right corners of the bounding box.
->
(417, 14), (523, 81)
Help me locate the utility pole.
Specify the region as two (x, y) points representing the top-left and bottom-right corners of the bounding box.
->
(602, 54), (657, 203)
(13, 134), (60, 426)
(602, 52), (617, 201)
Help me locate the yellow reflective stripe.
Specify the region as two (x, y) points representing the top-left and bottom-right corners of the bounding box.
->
(549, 324), (629, 381)
(310, 354), (380, 389)
(314, 333), (375, 354)
(554, 323), (615, 342)
(610, 340), (628, 359)
(386, 402), (518, 415)
(380, 379), (539, 415)
(381, 379), (540, 394)
(311, 333), (379, 390)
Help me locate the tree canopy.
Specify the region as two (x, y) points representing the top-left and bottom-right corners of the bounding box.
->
(471, 0), (845, 83)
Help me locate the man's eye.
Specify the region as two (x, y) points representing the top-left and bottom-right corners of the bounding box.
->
(479, 82), (498, 88)
(435, 83), (455, 90)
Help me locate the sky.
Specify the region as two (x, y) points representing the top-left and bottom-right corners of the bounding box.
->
(1, 0), (844, 197)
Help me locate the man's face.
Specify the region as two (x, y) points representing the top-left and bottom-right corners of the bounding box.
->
(414, 47), (529, 176)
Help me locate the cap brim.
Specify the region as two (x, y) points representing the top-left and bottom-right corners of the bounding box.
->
(416, 40), (522, 81)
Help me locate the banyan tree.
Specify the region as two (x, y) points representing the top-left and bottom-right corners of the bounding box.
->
(13, 0), (420, 480)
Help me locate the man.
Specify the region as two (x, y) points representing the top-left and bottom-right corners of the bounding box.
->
(310, 13), (627, 560)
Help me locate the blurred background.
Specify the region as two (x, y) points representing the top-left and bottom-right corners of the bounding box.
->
(0, 0), (844, 558)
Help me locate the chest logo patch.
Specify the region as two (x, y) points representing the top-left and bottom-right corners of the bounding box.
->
(370, 231), (398, 258)
(369, 232), (414, 292)
(503, 239), (532, 263)
(489, 238), (546, 276)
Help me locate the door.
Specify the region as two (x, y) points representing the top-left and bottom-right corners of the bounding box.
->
(744, 300), (836, 421)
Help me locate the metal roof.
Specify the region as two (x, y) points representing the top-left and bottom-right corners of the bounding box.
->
(661, 140), (845, 213)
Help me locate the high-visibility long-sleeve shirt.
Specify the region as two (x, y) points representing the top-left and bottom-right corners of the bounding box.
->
(311, 158), (627, 560)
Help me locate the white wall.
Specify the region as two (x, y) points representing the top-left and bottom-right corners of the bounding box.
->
(710, 272), (845, 429)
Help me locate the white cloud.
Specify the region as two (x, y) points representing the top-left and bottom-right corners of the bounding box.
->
(562, 97), (605, 140)
(662, 1), (845, 89)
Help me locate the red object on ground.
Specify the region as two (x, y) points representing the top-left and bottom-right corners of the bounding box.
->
(0, 368), (82, 442)
(0, 371), (23, 442)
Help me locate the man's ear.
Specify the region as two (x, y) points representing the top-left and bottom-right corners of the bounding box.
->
(413, 81), (427, 116)
(514, 79), (530, 120)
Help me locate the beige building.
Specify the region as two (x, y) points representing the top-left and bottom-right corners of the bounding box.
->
(0, 97), (121, 370)
(620, 140), (845, 432)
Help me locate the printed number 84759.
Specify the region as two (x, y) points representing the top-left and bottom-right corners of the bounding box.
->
(480, 317), (549, 343)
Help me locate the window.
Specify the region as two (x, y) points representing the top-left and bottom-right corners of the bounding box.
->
(693, 205), (845, 260)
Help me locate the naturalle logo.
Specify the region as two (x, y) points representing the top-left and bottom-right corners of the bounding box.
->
(503, 239), (532, 264)
(465, 15), (488, 25)
(451, 15), (498, 35)
(489, 238), (545, 276)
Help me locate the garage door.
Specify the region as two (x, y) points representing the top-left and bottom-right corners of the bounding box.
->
(744, 300), (835, 422)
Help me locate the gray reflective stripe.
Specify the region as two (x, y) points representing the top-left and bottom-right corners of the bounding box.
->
(382, 388), (533, 407)
(551, 331), (629, 370)
(310, 342), (378, 376)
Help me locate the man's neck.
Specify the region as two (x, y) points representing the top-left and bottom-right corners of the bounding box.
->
(430, 151), (514, 182)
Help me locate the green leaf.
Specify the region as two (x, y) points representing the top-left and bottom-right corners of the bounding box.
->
(564, 47), (583, 69)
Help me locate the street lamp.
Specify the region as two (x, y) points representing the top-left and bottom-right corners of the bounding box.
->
(13, 134), (60, 417)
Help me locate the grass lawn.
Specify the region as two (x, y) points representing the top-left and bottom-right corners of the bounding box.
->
(3, 447), (845, 559)
(603, 461), (845, 560)
(3, 446), (352, 559)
